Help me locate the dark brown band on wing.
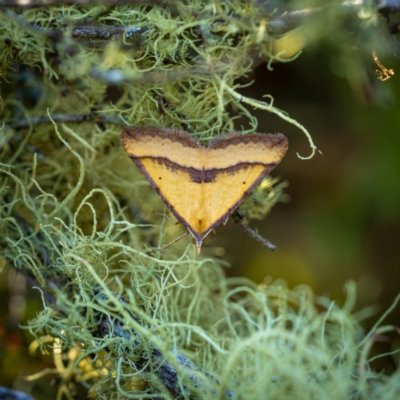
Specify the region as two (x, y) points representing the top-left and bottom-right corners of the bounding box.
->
(195, 161), (279, 236)
(129, 155), (277, 184)
(209, 132), (288, 150)
(122, 126), (200, 149)
(131, 156), (205, 183)
(122, 127), (289, 155)
(204, 162), (278, 178)
(187, 160), (280, 244)
(130, 155), (280, 247)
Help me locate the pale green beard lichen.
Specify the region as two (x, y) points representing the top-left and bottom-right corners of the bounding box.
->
(1, 2), (400, 399)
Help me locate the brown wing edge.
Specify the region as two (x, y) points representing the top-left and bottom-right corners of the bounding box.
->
(208, 132), (287, 149)
(196, 132), (289, 251)
(121, 128), (289, 253)
(126, 157), (204, 249)
(121, 126), (204, 250)
(192, 161), (281, 252)
(201, 131), (288, 220)
(121, 126), (204, 252)
(123, 157), (284, 253)
(121, 126), (201, 149)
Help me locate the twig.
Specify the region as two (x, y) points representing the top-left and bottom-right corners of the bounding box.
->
(2, 1), (399, 39)
(267, 7), (324, 36)
(95, 290), (233, 398)
(1, 6), (61, 40)
(266, 2), (397, 36)
(233, 211), (276, 251)
(5, 114), (125, 129)
(90, 60), (230, 84)
(0, 0), (162, 8)
(71, 25), (148, 40)
(0, 387), (35, 400)
(1, 7), (150, 41)
(2, 215), (233, 399)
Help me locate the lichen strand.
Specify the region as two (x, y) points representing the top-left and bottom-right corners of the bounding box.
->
(239, 177), (289, 220)
(1, 120), (400, 399)
(1, 2), (399, 399)
(0, 1), (296, 141)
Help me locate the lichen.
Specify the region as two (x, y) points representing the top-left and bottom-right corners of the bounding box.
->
(1, 1), (400, 399)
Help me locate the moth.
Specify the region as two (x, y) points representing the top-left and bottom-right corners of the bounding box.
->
(121, 126), (288, 253)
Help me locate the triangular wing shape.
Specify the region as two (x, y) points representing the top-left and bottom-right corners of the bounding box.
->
(121, 126), (206, 247)
(197, 133), (288, 246)
(121, 127), (288, 253)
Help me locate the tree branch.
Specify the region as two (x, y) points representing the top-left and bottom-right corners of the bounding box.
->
(71, 25), (147, 40)
(0, 0), (161, 8)
(267, 7), (323, 36)
(2, 1), (398, 47)
(233, 210), (276, 251)
(3, 216), (233, 399)
(5, 114), (125, 129)
(266, 1), (400, 36)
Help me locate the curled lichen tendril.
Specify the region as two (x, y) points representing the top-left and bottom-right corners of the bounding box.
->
(47, 110), (85, 218)
(223, 83), (318, 159)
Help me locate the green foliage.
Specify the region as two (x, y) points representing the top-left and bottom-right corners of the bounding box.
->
(0, 1), (318, 152)
(1, 147), (400, 397)
(239, 177), (288, 221)
(1, 1), (400, 399)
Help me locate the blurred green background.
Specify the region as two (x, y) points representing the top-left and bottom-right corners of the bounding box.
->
(214, 45), (400, 331)
(2, 6), (400, 395)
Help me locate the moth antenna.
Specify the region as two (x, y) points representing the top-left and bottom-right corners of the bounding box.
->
(233, 211), (276, 251)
